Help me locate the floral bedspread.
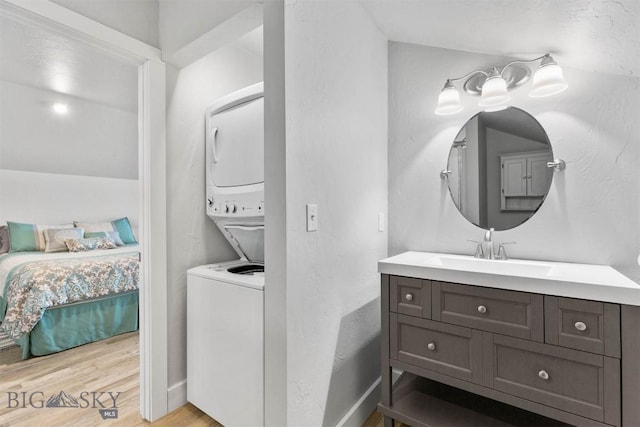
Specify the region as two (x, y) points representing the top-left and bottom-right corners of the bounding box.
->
(1, 252), (139, 339)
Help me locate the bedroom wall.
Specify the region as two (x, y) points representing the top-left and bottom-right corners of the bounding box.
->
(388, 42), (640, 281)
(0, 170), (138, 227)
(163, 40), (263, 406)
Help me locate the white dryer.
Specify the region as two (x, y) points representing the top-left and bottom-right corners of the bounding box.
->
(205, 82), (264, 223)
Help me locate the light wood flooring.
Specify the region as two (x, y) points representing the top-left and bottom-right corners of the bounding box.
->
(0, 332), (399, 427)
(0, 332), (221, 427)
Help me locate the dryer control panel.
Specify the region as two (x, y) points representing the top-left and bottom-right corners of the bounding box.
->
(206, 187), (264, 220)
(208, 198), (264, 218)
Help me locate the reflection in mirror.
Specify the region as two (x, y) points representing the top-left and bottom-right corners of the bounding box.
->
(447, 107), (553, 231)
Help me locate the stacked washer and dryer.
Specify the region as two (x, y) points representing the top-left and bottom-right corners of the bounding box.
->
(186, 82), (265, 427)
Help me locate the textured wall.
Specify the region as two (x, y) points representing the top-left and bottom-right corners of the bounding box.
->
(165, 43), (262, 389)
(389, 42), (640, 281)
(283, 1), (388, 425)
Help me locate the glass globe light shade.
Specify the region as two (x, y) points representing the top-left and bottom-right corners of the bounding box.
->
(529, 63), (568, 97)
(479, 75), (510, 107)
(434, 85), (463, 115)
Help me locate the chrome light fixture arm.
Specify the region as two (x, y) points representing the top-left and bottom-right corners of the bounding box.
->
(498, 54), (550, 77)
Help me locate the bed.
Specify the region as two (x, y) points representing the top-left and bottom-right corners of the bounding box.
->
(0, 245), (140, 359)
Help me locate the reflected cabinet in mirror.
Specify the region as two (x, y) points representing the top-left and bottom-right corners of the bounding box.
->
(447, 107), (553, 231)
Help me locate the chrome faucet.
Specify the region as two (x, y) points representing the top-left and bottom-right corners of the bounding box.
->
(470, 229), (517, 260)
(483, 228), (495, 260)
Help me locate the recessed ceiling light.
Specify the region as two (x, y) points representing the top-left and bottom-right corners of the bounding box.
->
(52, 103), (69, 114)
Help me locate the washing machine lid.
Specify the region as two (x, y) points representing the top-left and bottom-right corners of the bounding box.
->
(221, 224), (264, 263)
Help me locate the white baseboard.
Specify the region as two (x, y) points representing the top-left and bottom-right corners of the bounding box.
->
(335, 369), (403, 427)
(335, 377), (381, 427)
(168, 380), (187, 413)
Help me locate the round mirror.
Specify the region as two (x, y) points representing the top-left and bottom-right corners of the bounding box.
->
(446, 107), (553, 231)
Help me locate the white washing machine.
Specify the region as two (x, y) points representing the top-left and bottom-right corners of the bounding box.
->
(187, 82), (265, 426)
(187, 260), (264, 427)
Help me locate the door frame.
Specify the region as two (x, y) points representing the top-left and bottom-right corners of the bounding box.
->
(1, 0), (168, 421)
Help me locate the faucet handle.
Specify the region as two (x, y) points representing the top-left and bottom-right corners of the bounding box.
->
(467, 239), (484, 258)
(496, 241), (517, 260)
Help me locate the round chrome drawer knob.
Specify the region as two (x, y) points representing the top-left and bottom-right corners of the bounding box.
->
(574, 321), (587, 331)
(405, 293), (414, 302)
(427, 343), (436, 351)
(477, 305), (487, 314)
(538, 370), (550, 381)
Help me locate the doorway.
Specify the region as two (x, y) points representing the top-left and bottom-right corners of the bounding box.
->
(0, 1), (167, 421)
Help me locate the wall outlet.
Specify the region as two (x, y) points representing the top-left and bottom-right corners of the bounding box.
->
(306, 204), (318, 232)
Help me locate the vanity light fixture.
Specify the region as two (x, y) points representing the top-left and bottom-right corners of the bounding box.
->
(434, 53), (568, 115)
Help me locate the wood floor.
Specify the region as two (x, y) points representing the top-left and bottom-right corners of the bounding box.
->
(0, 332), (221, 427)
(0, 332), (397, 426)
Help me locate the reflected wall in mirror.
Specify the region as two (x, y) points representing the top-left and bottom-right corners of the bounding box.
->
(447, 107), (553, 231)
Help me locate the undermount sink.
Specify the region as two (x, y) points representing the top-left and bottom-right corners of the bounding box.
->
(428, 255), (553, 277)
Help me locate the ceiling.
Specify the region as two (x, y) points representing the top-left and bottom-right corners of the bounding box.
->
(361, 0), (640, 78)
(0, 14), (139, 112)
(1, 0), (636, 114)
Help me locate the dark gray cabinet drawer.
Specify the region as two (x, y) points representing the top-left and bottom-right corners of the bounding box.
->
(484, 334), (620, 425)
(390, 276), (431, 318)
(390, 313), (482, 384)
(432, 281), (544, 341)
(545, 296), (620, 358)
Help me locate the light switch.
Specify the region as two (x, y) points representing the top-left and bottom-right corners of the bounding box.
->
(306, 204), (318, 232)
(378, 212), (385, 232)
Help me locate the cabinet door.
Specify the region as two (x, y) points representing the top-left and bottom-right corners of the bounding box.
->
(390, 276), (431, 318)
(545, 296), (620, 358)
(432, 282), (544, 341)
(484, 334), (620, 426)
(501, 157), (527, 197)
(391, 313), (483, 384)
(527, 154), (552, 196)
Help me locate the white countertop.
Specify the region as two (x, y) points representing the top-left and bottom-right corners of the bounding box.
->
(378, 251), (640, 306)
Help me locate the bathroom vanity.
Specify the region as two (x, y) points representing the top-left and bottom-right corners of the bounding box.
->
(378, 252), (640, 427)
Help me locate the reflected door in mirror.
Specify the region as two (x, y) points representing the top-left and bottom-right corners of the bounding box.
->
(446, 107), (554, 231)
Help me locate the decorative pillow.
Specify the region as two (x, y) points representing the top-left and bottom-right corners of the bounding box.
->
(75, 217), (137, 244)
(44, 228), (84, 253)
(0, 225), (9, 254)
(65, 237), (117, 252)
(84, 231), (124, 246)
(7, 222), (74, 252)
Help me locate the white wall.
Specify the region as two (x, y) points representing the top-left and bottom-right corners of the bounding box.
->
(0, 170), (138, 229)
(276, 1), (388, 425)
(164, 43), (263, 393)
(50, 0), (159, 48)
(389, 42), (640, 281)
(0, 80), (138, 180)
(158, 0), (256, 59)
